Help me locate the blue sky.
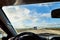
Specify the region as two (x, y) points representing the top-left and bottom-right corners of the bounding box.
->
(2, 2), (60, 28)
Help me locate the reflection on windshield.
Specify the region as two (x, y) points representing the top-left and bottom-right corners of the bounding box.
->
(2, 2), (60, 34)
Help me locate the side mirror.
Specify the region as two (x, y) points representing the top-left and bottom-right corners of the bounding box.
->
(51, 8), (60, 18)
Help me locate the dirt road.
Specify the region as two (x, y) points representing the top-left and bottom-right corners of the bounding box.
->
(18, 29), (60, 34)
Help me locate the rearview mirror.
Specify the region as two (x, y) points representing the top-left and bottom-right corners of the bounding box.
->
(51, 8), (60, 18)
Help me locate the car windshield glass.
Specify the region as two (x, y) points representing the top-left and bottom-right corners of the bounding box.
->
(2, 2), (60, 34)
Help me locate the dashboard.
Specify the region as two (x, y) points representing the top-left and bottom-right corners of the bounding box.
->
(9, 32), (60, 40)
(38, 33), (60, 40)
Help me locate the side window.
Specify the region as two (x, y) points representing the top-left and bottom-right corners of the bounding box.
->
(0, 28), (7, 40)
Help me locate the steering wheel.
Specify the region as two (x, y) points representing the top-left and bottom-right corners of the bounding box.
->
(13, 32), (41, 40)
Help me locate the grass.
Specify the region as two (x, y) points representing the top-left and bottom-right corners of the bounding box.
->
(45, 28), (60, 30)
(0, 27), (60, 40)
(0, 38), (2, 40)
(15, 28), (60, 33)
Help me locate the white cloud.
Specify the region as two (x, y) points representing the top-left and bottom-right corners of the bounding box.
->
(2, 6), (55, 29)
(37, 2), (53, 7)
(37, 2), (59, 7)
(40, 13), (51, 18)
(3, 6), (31, 28)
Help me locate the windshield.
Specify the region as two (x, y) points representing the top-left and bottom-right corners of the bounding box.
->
(2, 2), (60, 34)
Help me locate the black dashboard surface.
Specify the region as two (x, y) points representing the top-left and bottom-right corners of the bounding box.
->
(38, 33), (60, 40)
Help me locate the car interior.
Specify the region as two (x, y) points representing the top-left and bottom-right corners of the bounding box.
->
(0, 0), (60, 40)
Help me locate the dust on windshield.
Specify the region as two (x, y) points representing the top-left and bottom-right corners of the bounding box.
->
(2, 2), (60, 34)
